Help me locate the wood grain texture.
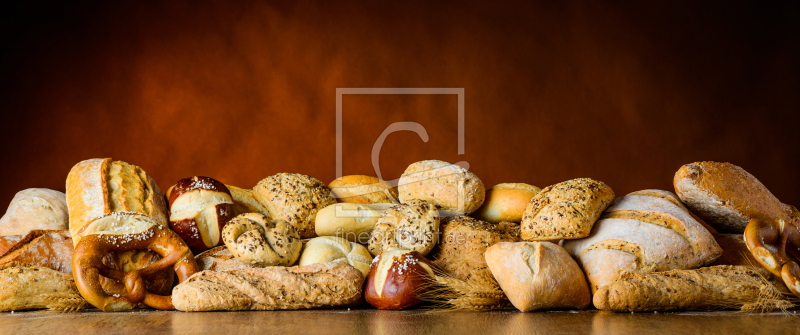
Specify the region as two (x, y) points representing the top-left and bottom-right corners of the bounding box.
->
(0, 309), (799, 335)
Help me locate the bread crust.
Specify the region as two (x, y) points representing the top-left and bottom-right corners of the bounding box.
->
(252, 173), (336, 238)
(674, 161), (789, 233)
(195, 246), (257, 271)
(298, 236), (373, 277)
(0, 189), (69, 236)
(315, 203), (393, 243)
(329, 175), (399, 204)
(221, 213), (301, 267)
(226, 185), (271, 217)
(0, 230), (73, 273)
(485, 242), (591, 312)
(368, 200), (440, 256)
(398, 160), (485, 215)
(521, 178), (614, 240)
(428, 217), (519, 281)
(0, 264), (87, 312)
(472, 183), (541, 223)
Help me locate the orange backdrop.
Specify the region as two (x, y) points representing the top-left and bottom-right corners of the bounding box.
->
(1, 1), (798, 208)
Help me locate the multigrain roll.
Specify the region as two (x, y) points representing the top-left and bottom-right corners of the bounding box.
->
(329, 175), (399, 204)
(521, 178), (614, 241)
(472, 183), (541, 223)
(252, 173), (336, 238)
(398, 160), (485, 215)
(428, 216), (519, 281)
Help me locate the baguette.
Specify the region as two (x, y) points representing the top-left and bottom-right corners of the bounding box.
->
(172, 262), (363, 311)
(593, 265), (792, 312)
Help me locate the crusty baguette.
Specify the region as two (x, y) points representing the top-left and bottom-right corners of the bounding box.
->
(674, 161), (789, 233)
(0, 230), (73, 273)
(593, 265), (791, 312)
(66, 158), (169, 246)
(0, 188), (69, 236)
(0, 263), (88, 312)
(172, 262), (363, 311)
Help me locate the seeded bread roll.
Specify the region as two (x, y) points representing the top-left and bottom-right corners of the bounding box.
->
(472, 183), (541, 223)
(562, 190), (722, 293)
(221, 213), (302, 267)
(315, 203), (393, 243)
(298, 236), (373, 277)
(674, 161), (790, 233)
(428, 217), (519, 281)
(0, 189), (69, 237)
(252, 173), (336, 238)
(485, 242), (591, 312)
(368, 200), (440, 256)
(398, 160), (485, 215)
(329, 175), (399, 204)
(521, 178), (614, 241)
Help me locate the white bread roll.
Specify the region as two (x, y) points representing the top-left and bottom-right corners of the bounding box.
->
(0, 189), (69, 236)
(329, 175), (399, 204)
(315, 203), (393, 243)
(485, 241), (591, 312)
(398, 160), (485, 215)
(471, 183), (540, 223)
(298, 236), (372, 277)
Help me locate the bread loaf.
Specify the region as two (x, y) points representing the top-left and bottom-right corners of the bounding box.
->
(172, 262), (363, 311)
(252, 173), (336, 238)
(0, 230), (73, 273)
(168, 176), (235, 253)
(674, 161), (789, 233)
(329, 175), (399, 204)
(226, 185), (271, 217)
(398, 160), (485, 215)
(0, 188), (68, 236)
(593, 265), (792, 312)
(298, 236), (372, 277)
(484, 242), (591, 312)
(368, 200), (440, 256)
(428, 217), (519, 281)
(562, 190), (722, 292)
(66, 158), (169, 246)
(0, 263), (88, 312)
(315, 203), (393, 243)
(221, 213), (301, 267)
(521, 178), (614, 241)
(472, 183), (540, 223)
(195, 246), (257, 271)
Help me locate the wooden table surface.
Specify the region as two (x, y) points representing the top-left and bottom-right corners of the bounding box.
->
(1, 308), (799, 335)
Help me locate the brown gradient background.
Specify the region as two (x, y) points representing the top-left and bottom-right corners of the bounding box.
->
(1, 1), (799, 209)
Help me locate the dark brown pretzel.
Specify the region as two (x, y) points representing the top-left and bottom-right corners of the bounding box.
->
(744, 206), (800, 297)
(72, 225), (199, 311)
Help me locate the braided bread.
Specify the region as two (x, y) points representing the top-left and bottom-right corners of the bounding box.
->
(172, 262), (363, 311)
(221, 213), (301, 267)
(298, 236), (372, 277)
(368, 200), (440, 256)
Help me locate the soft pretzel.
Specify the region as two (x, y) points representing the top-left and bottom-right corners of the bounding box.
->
(72, 224), (198, 311)
(744, 205), (800, 297)
(221, 213), (302, 267)
(367, 199), (440, 256)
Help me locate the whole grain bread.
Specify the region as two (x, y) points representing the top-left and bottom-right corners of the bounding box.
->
(172, 262), (363, 311)
(674, 161), (789, 233)
(252, 173), (336, 238)
(593, 265), (792, 312)
(521, 178), (614, 241)
(0, 263), (88, 312)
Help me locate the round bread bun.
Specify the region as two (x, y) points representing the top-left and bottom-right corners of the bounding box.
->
(397, 160), (485, 215)
(471, 183), (541, 223)
(329, 175), (399, 204)
(252, 173), (336, 238)
(298, 236), (373, 278)
(368, 200), (440, 256)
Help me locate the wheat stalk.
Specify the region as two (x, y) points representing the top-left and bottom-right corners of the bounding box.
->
(42, 293), (89, 313)
(418, 267), (512, 311)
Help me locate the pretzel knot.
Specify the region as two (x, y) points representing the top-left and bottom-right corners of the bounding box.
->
(744, 205), (800, 297)
(72, 225), (199, 311)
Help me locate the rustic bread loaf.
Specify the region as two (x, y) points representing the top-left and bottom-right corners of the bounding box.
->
(562, 190), (722, 293)
(195, 246), (257, 271)
(368, 200), (440, 256)
(298, 236), (372, 277)
(252, 173), (336, 238)
(674, 161), (789, 233)
(172, 262), (363, 311)
(66, 158), (169, 246)
(593, 265), (792, 312)
(0, 230), (73, 273)
(329, 175), (399, 204)
(472, 183), (541, 223)
(398, 160), (485, 215)
(485, 242), (591, 312)
(315, 203), (393, 243)
(0, 188), (68, 236)
(221, 213), (302, 267)
(0, 263), (88, 312)
(521, 178), (614, 241)
(428, 216), (519, 281)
